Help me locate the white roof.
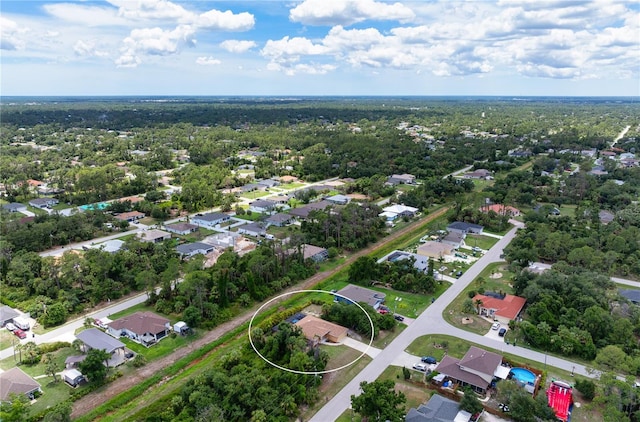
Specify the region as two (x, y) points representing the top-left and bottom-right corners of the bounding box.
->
(494, 365), (511, 379)
(64, 369), (83, 378)
(378, 211), (398, 218)
(383, 204), (418, 214)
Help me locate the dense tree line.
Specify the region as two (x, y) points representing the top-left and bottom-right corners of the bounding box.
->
(401, 176), (475, 210)
(147, 323), (326, 421)
(321, 301), (395, 339)
(348, 256), (438, 294)
(512, 266), (640, 362)
(300, 202), (386, 251)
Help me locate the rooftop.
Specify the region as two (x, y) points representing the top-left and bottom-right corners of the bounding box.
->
(76, 328), (125, 354)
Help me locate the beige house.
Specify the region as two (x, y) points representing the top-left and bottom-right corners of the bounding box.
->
(295, 315), (348, 343)
(417, 241), (455, 259)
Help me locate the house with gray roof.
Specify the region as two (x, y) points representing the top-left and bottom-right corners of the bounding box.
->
(266, 213), (293, 227)
(136, 229), (171, 243)
(378, 250), (429, 273)
(620, 289), (640, 305)
(0, 367), (41, 402)
(249, 199), (277, 214)
(447, 222), (484, 234)
(29, 197), (58, 209)
(0, 305), (20, 327)
(76, 328), (126, 363)
(405, 394), (472, 422)
(191, 212), (230, 228)
(288, 244), (329, 263)
(176, 242), (215, 258)
(164, 222), (199, 235)
(435, 346), (503, 393)
(107, 311), (170, 347)
(288, 200), (333, 219)
(326, 194), (351, 205)
(238, 222), (268, 238)
(2, 202), (26, 213)
(335, 284), (385, 310)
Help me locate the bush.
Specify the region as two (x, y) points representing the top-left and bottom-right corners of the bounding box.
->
(574, 378), (596, 400)
(467, 290), (477, 298)
(38, 341), (71, 354)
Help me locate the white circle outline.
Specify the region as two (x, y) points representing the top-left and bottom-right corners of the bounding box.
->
(248, 289), (375, 375)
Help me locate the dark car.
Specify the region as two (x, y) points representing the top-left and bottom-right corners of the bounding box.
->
(421, 356), (437, 364)
(394, 315), (404, 322)
(455, 271), (463, 278)
(498, 327), (507, 337)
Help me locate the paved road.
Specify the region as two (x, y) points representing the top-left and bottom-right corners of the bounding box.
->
(310, 221), (602, 422)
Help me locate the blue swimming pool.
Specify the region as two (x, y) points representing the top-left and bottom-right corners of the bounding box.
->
(80, 202), (109, 211)
(510, 367), (536, 385)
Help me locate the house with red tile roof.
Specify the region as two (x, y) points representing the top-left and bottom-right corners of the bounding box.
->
(481, 204), (521, 217)
(472, 293), (526, 324)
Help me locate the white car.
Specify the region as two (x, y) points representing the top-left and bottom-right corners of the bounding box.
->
(413, 363), (428, 372)
(492, 322), (501, 330)
(5, 323), (16, 332)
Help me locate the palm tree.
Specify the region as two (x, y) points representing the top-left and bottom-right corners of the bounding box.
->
(474, 299), (484, 315)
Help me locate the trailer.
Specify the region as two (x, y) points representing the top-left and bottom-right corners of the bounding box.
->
(12, 316), (30, 331)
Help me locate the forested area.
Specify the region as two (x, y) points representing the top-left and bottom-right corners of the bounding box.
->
(348, 256), (438, 294)
(149, 323), (326, 421)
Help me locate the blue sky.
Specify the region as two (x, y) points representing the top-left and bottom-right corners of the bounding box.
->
(1, 0), (639, 96)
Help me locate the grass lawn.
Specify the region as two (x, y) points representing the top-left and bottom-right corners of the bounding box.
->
(471, 179), (495, 192)
(234, 212), (266, 221)
(442, 262), (516, 336)
(116, 331), (201, 362)
(27, 205), (48, 216)
(241, 190), (271, 200)
(52, 202), (73, 211)
(179, 227), (215, 242)
(464, 234), (500, 251)
(279, 182), (305, 190)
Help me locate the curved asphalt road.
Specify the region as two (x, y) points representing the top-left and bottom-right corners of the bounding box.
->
(310, 221), (597, 422)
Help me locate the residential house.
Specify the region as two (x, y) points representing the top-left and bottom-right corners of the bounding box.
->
(386, 173), (416, 185)
(294, 315), (348, 344)
(447, 222), (484, 234)
(107, 311), (171, 347)
(114, 211), (145, 222)
(76, 328), (126, 366)
(290, 244), (329, 263)
(249, 199), (277, 214)
(164, 222), (199, 235)
(63, 369), (86, 387)
(379, 204), (419, 221)
(266, 213), (294, 227)
(599, 210), (615, 224)
(0, 367), (41, 402)
(416, 242), (455, 259)
(90, 239), (125, 253)
(241, 183), (263, 193)
(463, 169), (492, 180)
(191, 212), (230, 228)
(0, 305), (20, 327)
(279, 175), (299, 183)
(28, 198), (59, 209)
(619, 289), (640, 305)
(335, 284), (385, 310)
(435, 346), (503, 393)
(2, 203), (26, 213)
(256, 179), (280, 189)
(136, 229), (171, 243)
(378, 250), (429, 273)
(405, 394), (472, 422)
(326, 194), (351, 205)
(176, 242), (215, 258)
(268, 195), (290, 206)
(481, 204), (521, 217)
(238, 222), (268, 238)
(288, 200), (333, 219)
(441, 231), (466, 249)
(472, 293), (527, 325)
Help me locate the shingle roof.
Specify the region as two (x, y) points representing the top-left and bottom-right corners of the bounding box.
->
(108, 311), (169, 336)
(0, 367), (41, 401)
(472, 294), (526, 320)
(0, 305), (20, 323)
(193, 212), (229, 222)
(405, 394), (461, 422)
(76, 328), (125, 354)
(176, 242), (215, 255)
(335, 284), (385, 307)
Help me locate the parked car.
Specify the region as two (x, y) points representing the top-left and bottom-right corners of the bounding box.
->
(421, 356), (437, 364)
(472, 246), (481, 252)
(455, 271), (463, 278)
(394, 314), (404, 322)
(492, 322), (501, 330)
(413, 363), (428, 372)
(14, 329), (27, 339)
(5, 323), (16, 332)
(498, 327), (507, 337)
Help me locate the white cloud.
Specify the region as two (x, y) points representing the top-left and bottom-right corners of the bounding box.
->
(1, 17), (28, 50)
(290, 0), (415, 26)
(117, 25), (196, 67)
(107, 0), (192, 22)
(195, 10), (255, 31)
(74, 40), (109, 58)
(43, 3), (128, 27)
(220, 40), (257, 53)
(196, 56), (221, 65)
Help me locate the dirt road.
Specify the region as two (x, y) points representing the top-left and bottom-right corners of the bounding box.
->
(71, 207), (448, 419)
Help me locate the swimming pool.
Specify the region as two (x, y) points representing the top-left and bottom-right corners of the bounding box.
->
(80, 202), (109, 211)
(511, 367), (536, 385)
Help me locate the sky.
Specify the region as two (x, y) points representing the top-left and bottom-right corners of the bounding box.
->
(1, 0), (639, 97)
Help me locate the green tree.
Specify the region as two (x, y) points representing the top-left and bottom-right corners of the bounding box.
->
(459, 387), (483, 415)
(0, 393), (29, 422)
(351, 380), (406, 422)
(41, 403), (72, 422)
(43, 353), (59, 382)
(78, 348), (110, 383)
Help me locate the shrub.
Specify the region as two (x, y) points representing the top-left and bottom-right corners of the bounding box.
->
(574, 379), (596, 400)
(38, 342), (71, 354)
